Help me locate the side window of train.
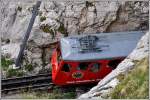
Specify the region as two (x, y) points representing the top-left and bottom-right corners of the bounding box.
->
(90, 63), (101, 73)
(61, 63), (71, 72)
(108, 59), (121, 69)
(77, 63), (89, 70)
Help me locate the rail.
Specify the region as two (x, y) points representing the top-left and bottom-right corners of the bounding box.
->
(2, 73), (54, 94)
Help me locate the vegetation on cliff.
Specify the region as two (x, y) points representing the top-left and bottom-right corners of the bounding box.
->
(110, 57), (149, 99)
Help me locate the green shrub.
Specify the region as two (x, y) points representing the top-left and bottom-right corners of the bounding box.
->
(85, 1), (94, 7)
(1, 58), (25, 77)
(40, 16), (46, 22)
(25, 64), (33, 71)
(17, 6), (22, 12)
(7, 69), (17, 77)
(58, 24), (65, 33)
(57, 23), (68, 36)
(40, 25), (55, 38)
(40, 25), (52, 33)
(1, 58), (13, 70)
(17, 70), (24, 77)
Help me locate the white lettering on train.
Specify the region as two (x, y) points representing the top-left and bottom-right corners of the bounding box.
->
(66, 79), (101, 84)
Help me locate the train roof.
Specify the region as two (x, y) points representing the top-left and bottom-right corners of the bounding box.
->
(60, 31), (145, 61)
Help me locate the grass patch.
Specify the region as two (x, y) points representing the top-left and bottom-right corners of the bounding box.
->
(21, 87), (76, 99)
(7, 68), (24, 77)
(1, 58), (14, 70)
(110, 57), (149, 99)
(1, 58), (25, 78)
(25, 64), (33, 71)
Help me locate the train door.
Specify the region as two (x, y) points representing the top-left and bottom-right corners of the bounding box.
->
(51, 47), (64, 84)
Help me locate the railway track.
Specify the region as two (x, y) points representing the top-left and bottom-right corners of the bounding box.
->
(1, 73), (97, 97)
(2, 73), (55, 94)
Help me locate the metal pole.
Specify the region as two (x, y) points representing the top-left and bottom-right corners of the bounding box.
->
(15, 1), (41, 68)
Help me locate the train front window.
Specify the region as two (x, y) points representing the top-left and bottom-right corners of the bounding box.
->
(77, 63), (89, 70)
(56, 48), (62, 64)
(90, 63), (100, 73)
(57, 54), (62, 64)
(61, 63), (71, 72)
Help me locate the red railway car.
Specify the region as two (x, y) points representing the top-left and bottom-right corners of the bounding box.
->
(51, 31), (144, 86)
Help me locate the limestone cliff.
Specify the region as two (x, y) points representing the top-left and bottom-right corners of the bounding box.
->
(1, 0), (149, 75)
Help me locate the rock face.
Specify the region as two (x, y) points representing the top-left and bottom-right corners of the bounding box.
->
(79, 31), (149, 99)
(1, 0), (149, 74)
